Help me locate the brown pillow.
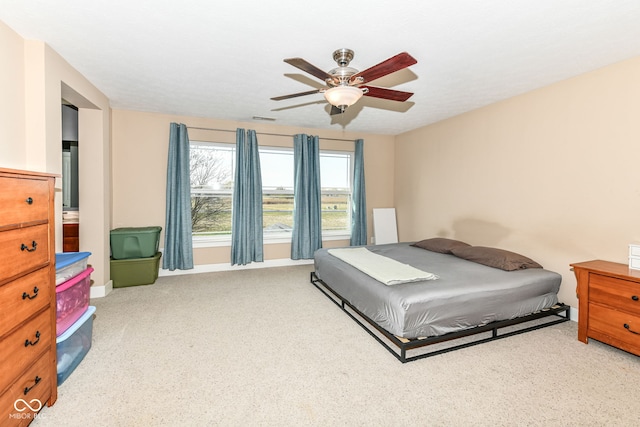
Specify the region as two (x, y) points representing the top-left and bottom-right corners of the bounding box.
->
(450, 246), (543, 271)
(411, 238), (471, 254)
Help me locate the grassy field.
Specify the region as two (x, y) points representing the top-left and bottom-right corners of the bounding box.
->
(192, 194), (349, 235)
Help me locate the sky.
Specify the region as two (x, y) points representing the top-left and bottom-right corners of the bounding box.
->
(195, 144), (351, 190)
(261, 150), (351, 189)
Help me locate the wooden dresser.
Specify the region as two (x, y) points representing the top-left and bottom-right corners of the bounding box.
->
(0, 168), (58, 425)
(572, 260), (640, 356)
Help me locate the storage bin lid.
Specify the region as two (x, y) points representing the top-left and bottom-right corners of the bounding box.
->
(57, 306), (96, 343)
(56, 267), (94, 292)
(110, 226), (162, 235)
(55, 252), (91, 271)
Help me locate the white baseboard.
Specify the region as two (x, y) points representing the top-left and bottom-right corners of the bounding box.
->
(159, 258), (314, 277)
(90, 279), (113, 299)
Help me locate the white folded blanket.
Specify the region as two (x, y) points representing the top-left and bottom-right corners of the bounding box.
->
(328, 247), (438, 285)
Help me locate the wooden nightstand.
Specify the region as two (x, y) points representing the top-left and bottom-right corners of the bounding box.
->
(571, 260), (640, 356)
(63, 223), (79, 252)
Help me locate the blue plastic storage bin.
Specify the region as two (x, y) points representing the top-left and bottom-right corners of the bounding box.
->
(56, 305), (96, 385)
(55, 251), (91, 285)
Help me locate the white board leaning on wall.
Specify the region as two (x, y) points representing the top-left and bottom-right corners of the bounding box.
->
(372, 208), (398, 245)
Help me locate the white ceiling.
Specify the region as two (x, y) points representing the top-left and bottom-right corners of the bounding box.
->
(2, 0), (640, 135)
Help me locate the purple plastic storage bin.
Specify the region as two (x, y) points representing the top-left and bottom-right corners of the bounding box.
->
(56, 267), (93, 336)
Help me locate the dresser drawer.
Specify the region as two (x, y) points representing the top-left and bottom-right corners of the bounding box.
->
(0, 177), (49, 227)
(0, 224), (50, 280)
(589, 273), (640, 313)
(0, 310), (51, 388)
(0, 268), (50, 338)
(0, 352), (52, 426)
(588, 303), (640, 352)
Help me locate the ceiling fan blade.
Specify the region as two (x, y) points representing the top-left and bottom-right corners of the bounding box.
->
(284, 57), (335, 82)
(350, 52), (417, 84)
(271, 89), (321, 101)
(362, 86), (414, 102)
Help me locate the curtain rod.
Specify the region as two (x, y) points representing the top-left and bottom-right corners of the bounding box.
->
(186, 126), (355, 143)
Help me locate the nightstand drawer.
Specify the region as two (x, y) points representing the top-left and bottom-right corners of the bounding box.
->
(589, 273), (640, 313)
(0, 177), (49, 227)
(0, 309), (51, 387)
(0, 224), (50, 280)
(0, 268), (50, 338)
(588, 303), (640, 351)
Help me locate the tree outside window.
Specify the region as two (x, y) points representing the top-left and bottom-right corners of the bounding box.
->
(190, 143), (233, 234)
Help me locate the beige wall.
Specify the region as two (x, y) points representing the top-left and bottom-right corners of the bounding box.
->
(0, 20), (112, 289)
(0, 20), (26, 165)
(112, 109), (394, 266)
(395, 55), (640, 308)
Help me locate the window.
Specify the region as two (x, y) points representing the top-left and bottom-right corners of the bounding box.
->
(190, 141), (353, 244)
(190, 143), (234, 237)
(318, 152), (352, 234)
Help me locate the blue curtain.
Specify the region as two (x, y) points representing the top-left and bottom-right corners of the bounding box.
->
(231, 129), (264, 265)
(163, 123), (194, 271)
(350, 139), (367, 246)
(291, 134), (322, 259)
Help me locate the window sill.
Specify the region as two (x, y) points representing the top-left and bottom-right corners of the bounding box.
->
(192, 232), (350, 248)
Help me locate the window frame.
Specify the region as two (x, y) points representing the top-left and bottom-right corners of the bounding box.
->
(189, 140), (354, 247)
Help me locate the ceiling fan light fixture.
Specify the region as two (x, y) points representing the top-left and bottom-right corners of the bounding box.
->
(324, 86), (363, 108)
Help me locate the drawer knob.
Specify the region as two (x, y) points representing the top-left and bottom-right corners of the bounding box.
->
(23, 376), (41, 395)
(632, 295), (639, 301)
(623, 323), (640, 335)
(22, 286), (39, 300)
(24, 331), (41, 347)
(20, 241), (38, 252)
(25, 197), (33, 204)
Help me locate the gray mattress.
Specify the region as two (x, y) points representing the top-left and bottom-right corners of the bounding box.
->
(313, 243), (561, 339)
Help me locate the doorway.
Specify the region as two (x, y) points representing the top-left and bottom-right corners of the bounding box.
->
(62, 102), (79, 252)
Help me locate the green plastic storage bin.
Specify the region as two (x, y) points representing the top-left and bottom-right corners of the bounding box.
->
(110, 252), (162, 288)
(110, 226), (162, 259)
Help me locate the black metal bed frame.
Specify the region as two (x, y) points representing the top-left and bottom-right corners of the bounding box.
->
(310, 271), (571, 363)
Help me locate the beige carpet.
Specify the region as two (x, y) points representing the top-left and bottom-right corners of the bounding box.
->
(34, 265), (639, 426)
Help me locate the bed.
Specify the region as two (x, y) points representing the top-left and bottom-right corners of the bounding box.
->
(311, 239), (570, 362)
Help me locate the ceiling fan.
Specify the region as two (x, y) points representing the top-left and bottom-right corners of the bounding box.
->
(271, 48), (417, 115)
